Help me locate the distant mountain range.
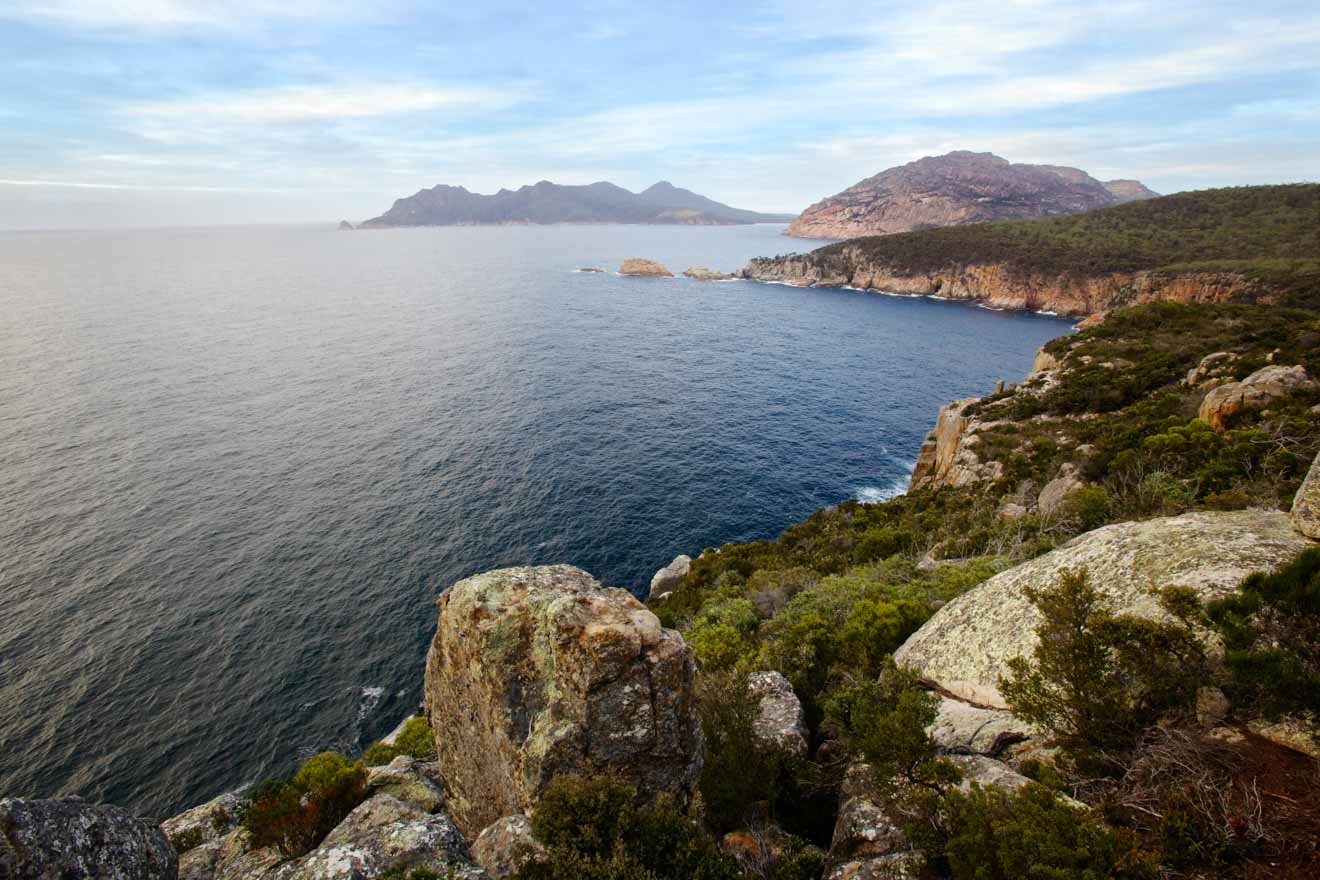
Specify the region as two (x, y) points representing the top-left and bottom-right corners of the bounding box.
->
(360, 180), (794, 227)
(786, 151), (1158, 239)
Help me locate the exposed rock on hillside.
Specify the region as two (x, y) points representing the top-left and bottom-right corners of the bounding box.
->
(0, 798), (177, 880)
(1198, 364), (1315, 429)
(749, 670), (808, 758)
(337, 220), (354, 231)
(619, 258), (674, 277)
(894, 510), (1315, 707)
(423, 565), (702, 837)
(649, 553), (691, 600)
(786, 151), (1155, 240)
(908, 397), (1001, 492)
(472, 815), (546, 880)
(1294, 451), (1320, 538)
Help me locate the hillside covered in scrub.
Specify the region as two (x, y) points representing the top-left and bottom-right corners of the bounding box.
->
(742, 185), (1320, 316)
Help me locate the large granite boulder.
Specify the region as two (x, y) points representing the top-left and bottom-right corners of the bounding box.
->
(471, 815), (547, 880)
(648, 554), (691, 601)
(267, 794), (484, 880)
(929, 697), (1033, 756)
(1037, 463), (1085, 518)
(424, 565), (702, 837)
(1292, 450), (1320, 539)
(749, 670), (808, 758)
(0, 798), (178, 880)
(1198, 364), (1314, 430)
(894, 510), (1313, 707)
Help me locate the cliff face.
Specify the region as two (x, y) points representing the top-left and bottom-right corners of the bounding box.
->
(739, 246), (1264, 318)
(785, 151), (1155, 240)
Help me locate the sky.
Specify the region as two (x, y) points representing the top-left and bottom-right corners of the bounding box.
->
(0, 0), (1317, 229)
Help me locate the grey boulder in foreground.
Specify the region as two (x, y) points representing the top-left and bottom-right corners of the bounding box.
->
(0, 798), (177, 880)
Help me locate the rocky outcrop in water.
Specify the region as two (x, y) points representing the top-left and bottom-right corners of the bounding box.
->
(619, 258), (674, 277)
(785, 151), (1155, 240)
(683, 268), (734, 281)
(423, 564), (702, 838)
(894, 510), (1315, 708)
(1, 798), (177, 880)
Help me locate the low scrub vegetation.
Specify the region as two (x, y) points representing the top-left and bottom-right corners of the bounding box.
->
(241, 751), (369, 857)
(363, 716), (436, 766)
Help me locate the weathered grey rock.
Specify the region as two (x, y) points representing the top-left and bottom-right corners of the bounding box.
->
(619, 258), (673, 277)
(949, 755), (1034, 794)
(648, 554), (691, 601)
(1037, 462), (1084, 517)
(1195, 686), (1231, 727)
(178, 838), (226, 880)
(0, 798), (177, 880)
(424, 565), (702, 838)
(268, 794), (484, 880)
(1198, 364), (1314, 430)
(162, 791), (244, 853)
(929, 697), (1034, 755)
(365, 755), (447, 813)
(998, 501), (1028, 521)
(895, 510), (1312, 707)
(909, 397), (1003, 491)
(1031, 348), (1060, 374)
(472, 815), (547, 879)
(749, 670), (808, 758)
(1184, 351), (1239, 387)
(825, 764), (909, 873)
(1292, 450), (1320, 539)
(212, 833), (282, 880)
(827, 852), (926, 880)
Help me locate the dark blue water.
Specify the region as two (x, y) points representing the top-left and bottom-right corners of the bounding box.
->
(0, 223), (1069, 816)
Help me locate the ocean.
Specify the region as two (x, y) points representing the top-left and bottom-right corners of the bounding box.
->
(0, 222), (1070, 815)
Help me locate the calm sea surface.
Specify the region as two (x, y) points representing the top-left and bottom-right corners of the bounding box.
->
(0, 223), (1069, 815)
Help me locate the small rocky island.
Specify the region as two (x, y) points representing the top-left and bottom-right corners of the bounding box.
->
(618, 258), (673, 277)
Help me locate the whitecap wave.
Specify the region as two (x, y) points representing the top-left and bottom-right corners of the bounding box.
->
(855, 478), (909, 504)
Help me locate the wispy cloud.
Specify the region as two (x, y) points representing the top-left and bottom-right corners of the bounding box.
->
(1, 0), (374, 31)
(128, 82), (525, 126)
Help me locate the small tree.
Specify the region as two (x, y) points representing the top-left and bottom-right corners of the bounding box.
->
(1000, 568), (1203, 753)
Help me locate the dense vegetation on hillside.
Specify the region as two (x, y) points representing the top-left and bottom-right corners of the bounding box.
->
(800, 184), (1320, 304)
(647, 300), (1320, 879)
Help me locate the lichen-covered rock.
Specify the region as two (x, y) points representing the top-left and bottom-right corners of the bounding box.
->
(1195, 687), (1231, 727)
(268, 794), (484, 880)
(1037, 462), (1085, 517)
(0, 798), (178, 880)
(749, 670), (808, 758)
(1198, 364), (1314, 429)
(1292, 450), (1320, 539)
(472, 815), (547, 879)
(1184, 351), (1239, 387)
(825, 765), (910, 872)
(365, 756), (447, 813)
(949, 755), (1034, 794)
(162, 791), (244, 853)
(179, 838), (226, 880)
(619, 258), (673, 277)
(894, 510), (1312, 707)
(1247, 718), (1320, 760)
(929, 697), (1033, 755)
(648, 554), (691, 601)
(826, 851), (926, 880)
(424, 565), (702, 837)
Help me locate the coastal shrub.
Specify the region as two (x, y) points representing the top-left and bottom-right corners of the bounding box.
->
(837, 598), (928, 678)
(364, 716), (437, 766)
(916, 782), (1160, 880)
(690, 623), (755, 672)
(771, 836), (825, 880)
(380, 868), (445, 880)
(1058, 485), (1113, 533)
(823, 660), (959, 794)
(999, 569), (1204, 753)
(515, 774), (740, 880)
(1207, 546), (1320, 726)
(167, 826), (203, 854)
(242, 751), (369, 857)
(696, 669), (790, 833)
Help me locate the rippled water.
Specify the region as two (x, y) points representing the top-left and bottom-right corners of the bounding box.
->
(0, 223), (1070, 815)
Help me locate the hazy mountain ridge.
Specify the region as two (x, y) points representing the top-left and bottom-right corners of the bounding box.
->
(786, 150), (1158, 239)
(361, 180), (794, 227)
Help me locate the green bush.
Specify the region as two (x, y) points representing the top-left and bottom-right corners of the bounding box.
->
(167, 827), (203, 854)
(1208, 546), (1320, 727)
(242, 751), (369, 857)
(514, 774), (740, 880)
(364, 716), (437, 766)
(696, 669), (790, 834)
(1000, 569), (1204, 753)
(772, 836), (825, 880)
(921, 782), (1160, 880)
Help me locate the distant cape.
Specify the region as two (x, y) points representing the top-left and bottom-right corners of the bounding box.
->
(360, 180), (795, 228)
